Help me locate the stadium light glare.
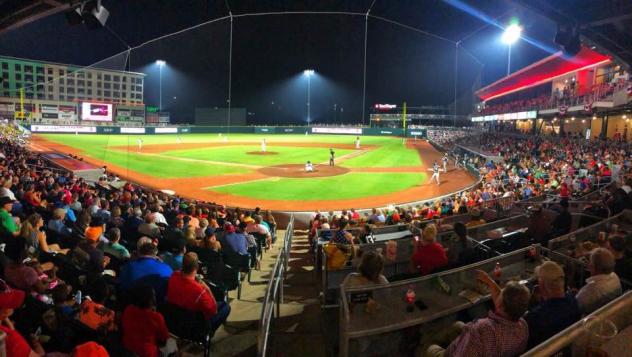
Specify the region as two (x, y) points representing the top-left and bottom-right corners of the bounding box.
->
(304, 69), (315, 76)
(156, 60), (166, 66)
(502, 24), (522, 45)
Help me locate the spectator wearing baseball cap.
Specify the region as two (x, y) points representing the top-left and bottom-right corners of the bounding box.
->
(0, 196), (19, 238)
(77, 222), (109, 276)
(0, 279), (46, 357)
(523, 261), (581, 348)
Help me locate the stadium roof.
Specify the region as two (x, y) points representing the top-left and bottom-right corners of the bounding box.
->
(475, 46), (611, 101)
(512, 0), (632, 72)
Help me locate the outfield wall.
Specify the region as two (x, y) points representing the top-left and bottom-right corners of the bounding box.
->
(26, 124), (426, 138)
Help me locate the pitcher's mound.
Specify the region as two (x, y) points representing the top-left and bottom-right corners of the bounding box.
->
(259, 164), (350, 178)
(246, 151), (278, 155)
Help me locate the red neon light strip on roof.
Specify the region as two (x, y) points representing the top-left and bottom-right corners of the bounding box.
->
(476, 46), (611, 101)
(483, 59), (611, 102)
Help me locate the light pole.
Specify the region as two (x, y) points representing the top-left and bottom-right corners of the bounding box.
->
(304, 69), (314, 125)
(156, 60), (166, 111)
(501, 24), (521, 76)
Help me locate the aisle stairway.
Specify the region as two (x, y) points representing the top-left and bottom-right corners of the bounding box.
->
(266, 229), (329, 357)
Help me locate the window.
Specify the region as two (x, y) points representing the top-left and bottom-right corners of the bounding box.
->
(36, 76), (44, 83)
(59, 69), (64, 75)
(113, 75), (120, 82)
(77, 72), (85, 78)
(97, 73), (102, 80)
(24, 65), (33, 73)
(122, 77), (127, 82)
(67, 95), (74, 101)
(67, 88), (74, 94)
(48, 95), (54, 100)
(14, 64), (21, 71)
(122, 84), (127, 90)
(47, 76), (53, 82)
(2, 82), (8, 89)
(47, 68), (53, 75)
(122, 92), (127, 98)
(104, 83), (111, 89)
(59, 95), (65, 100)
(67, 79), (74, 86)
(77, 88), (85, 94)
(78, 80), (85, 86)
(36, 93), (44, 99)
(97, 82), (102, 88)
(104, 90), (111, 97)
(87, 73), (92, 79)
(135, 93), (142, 99)
(36, 67), (44, 74)
(48, 86), (53, 92)
(15, 74), (21, 80)
(97, 90), (102, 96)
(135, 85), (142, 92)
(59, 87), (65, 93)
(25, 93), (33, 99)
(113, 83), (120, 90)
(113, 91), (120, 98)
(2, 72), (7, 79)
(59, 78), (64, 85)
(104, 74), (111, 81)
(25, 75), (33, 82)
(1, 63), (7, 70)
(87, 89), (92, 95)
(87, 81), (92, 87)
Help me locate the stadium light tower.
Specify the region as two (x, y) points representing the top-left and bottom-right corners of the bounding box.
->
(304, 69), (315, 125)
(501, 24), (522, 76)
(156, 60), (166, 111)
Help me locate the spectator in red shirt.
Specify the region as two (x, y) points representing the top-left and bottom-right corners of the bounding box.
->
(411, 224), (448, 275)
(121, 285), (170, 357)
(167, 252), (231, 332)
(0, 279), (45, 357)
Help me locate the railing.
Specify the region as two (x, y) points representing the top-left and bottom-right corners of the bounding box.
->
(522, 291), (632, 356)
(257, 214), (294, 357)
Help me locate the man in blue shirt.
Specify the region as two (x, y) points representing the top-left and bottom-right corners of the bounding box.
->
(119, 241), (173, 292)
(523, 261), (581, 349)
(222, 222), (248, 255)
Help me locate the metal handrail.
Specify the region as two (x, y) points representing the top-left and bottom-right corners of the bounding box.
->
(257, 214), (294, 357)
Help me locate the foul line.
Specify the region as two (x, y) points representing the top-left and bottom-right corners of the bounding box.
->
(204, 176), (281, 189)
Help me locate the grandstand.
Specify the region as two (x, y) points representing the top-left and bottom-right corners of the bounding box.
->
(0, 1), (632, 357)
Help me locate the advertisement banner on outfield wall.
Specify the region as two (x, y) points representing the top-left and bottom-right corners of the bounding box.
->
(179, 128), (191, 133)
(58, 105), (77, 121)
(154, 127), (178, 134)
(30, 125), (96, 133)
(255, 127), (274, 134)
(312, 127), (362, 135)
(407, 129), (426, 137)
(120, 127), (146, 134)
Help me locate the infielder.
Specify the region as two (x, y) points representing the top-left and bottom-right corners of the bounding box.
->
(305, 160), (314, 172)
(429, 161), (441, 185)
(355, 136), (361, 149)
(442, 153), (449, 172)
(329, 148), (335, 166)
(261, 138), (267, 153)
(137, 138), (143, 151)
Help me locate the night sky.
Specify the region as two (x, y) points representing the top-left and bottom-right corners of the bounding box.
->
(0, 0), (558, 124)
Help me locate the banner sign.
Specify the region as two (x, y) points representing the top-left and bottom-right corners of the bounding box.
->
(120, 127), (146, 134)
(471, 110), (537, 122)
(312, 127), (362, 135)
(154, 127), (178, 134)
(30, 125), (96, 133)
(58, 105), (77, 120)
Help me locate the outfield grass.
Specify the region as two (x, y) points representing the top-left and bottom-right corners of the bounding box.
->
(212, 172), (426, 200)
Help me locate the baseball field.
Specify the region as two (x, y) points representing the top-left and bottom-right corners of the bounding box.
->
(31, 133), (475, 211)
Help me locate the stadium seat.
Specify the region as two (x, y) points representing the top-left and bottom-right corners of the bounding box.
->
(160, 302), (215, 357)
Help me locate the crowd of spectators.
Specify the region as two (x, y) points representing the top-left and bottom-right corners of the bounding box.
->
(0, 125), (277, 356)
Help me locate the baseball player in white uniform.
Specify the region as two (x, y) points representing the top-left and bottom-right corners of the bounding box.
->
(442, 153), (449, 172)
(429, 161), (441, 185)
(261, 138), (267, 153)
